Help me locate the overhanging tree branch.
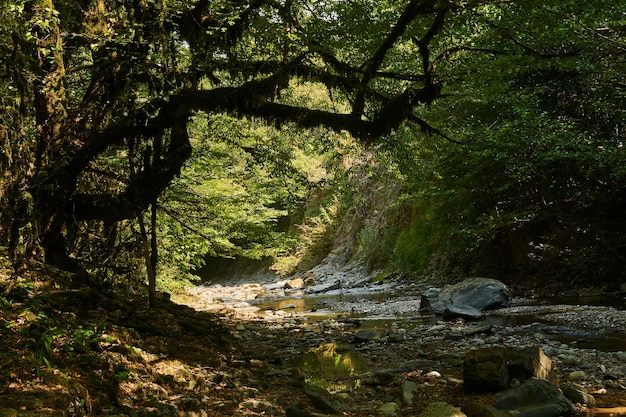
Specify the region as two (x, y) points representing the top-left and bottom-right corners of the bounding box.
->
(70, 114), (191, 222)
(13, 0), (458, 274)
(352, 0), (437, 118)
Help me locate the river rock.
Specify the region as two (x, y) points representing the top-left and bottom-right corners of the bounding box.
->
(388, 330), (405, 343)
(461, 402), (508, 417)
(353, 329), (378, 344)
(305, 280), (342, 294)
(304, 388), (342, 414)
(357, 368), (401, 385)
(420, 288), (441, 313)
(418, 401), (467, 417)
(493, 379), (576, 417)
(567, 370), (586, 381)
(463, 347), (509, 393)
(241, 398), (277, 414)
(560, 355), (581, 366)
(379, 402), (399, 416)
(508, 346), (557, 384)
(284, 277), (305, 289)
(464, 346), (557, 393)
(350, 275), (374, 288)
(401, 380), (418, 405)
(561, 382), (595, 407)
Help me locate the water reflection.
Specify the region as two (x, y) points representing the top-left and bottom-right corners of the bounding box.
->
(250, 290), (390, 313)
(286, 343), (366, 392)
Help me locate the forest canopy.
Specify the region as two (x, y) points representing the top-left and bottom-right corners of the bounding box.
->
(1, 0), (625, 298)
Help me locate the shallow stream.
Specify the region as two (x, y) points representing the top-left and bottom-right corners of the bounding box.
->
(189, 277), (626, 415)
(249, 289), (626, 352)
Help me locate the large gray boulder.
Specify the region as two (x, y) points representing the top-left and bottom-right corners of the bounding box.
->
(440, 278), (511, 310)
(421, 278), (511, 319)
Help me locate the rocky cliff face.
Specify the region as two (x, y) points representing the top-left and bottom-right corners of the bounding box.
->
(297, 157), (407, 279)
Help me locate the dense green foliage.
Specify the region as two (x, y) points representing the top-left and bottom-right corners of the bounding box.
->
(372, 1), (626, 287)
(157, 112), (359, 286)
(6, 0), (445, 297)
(1, 0), (625, 296)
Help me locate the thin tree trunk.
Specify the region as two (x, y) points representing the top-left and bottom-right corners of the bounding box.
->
(137, 210), (157, 308)
(129, 138), (158, 307)
(150, 201), (158, 304)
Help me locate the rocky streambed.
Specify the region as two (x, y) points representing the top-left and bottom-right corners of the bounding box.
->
(184, 272), (626, 416)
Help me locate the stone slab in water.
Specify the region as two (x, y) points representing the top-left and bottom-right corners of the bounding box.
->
(443, 304), (483, 320)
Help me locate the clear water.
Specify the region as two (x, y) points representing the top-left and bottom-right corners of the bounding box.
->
(251, 290), (626, 351)
(285, 342), (366, 393)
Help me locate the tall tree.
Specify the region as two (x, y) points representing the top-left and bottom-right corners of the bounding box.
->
(0, 0), (449, 281)
(3, 0), (623, 291)
(379, 0), (626, 284)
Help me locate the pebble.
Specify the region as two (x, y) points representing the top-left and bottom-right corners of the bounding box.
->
(401, 380), (417, 405)
(418, 402), (464, 417)
(568, 370), (586, 381)
(561, 355), (580, 366)
(378, 402), (399, 416)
